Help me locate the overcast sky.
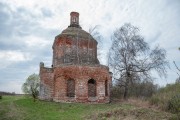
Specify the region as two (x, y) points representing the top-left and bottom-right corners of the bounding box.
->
(0, 0), (180, 93)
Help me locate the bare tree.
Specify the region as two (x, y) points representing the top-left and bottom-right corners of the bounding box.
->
(173, 48), (180, 83)
(173, 61), (180, 77)
(176, 77), (180, 83)
(89, 25), (102, 44)
(89, 25), (103, 59)
(108, 23), (169, 99)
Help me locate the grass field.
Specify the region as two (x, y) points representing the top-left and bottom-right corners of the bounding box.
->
(0, 95), (177, 120)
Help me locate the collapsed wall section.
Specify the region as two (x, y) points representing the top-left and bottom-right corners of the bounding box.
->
(39, 62), (54, 100)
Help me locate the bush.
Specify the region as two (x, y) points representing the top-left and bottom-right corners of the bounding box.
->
(168, 94), (180, 113)
(149, 97), (160, 106)
(0, 95), (2, 99)
(149, 83), (180, 110)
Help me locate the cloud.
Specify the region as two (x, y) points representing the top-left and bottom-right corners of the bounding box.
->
(0, 50), (32, 69)
(0, 50), (31, 62)
(41, 8), (54, 17)
(0, 80), (23, 94)
(24, 36), (50, 47)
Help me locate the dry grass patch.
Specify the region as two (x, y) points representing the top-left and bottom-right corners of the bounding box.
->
(86, 107), (174, 120)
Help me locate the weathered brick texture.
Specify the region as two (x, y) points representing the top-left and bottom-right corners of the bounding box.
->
(39, 12), (112, 103)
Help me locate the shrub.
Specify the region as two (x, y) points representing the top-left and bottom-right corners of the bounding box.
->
(149, 97), (160, 106)
(0, 95), (2, 99)
(168, 94), (180, 113)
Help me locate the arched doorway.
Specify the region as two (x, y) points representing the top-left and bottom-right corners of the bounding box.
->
(67, 79), (75, 97)
(105, 80), (108, 96)
(88, 79), (96, 97)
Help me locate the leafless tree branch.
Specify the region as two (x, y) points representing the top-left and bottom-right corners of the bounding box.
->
(173, 61), (180, 72)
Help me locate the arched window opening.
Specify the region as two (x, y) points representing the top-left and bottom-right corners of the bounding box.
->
(88, 79), (96, 97)
(105, 80), (108, 96)
(67, 79), (75, 97)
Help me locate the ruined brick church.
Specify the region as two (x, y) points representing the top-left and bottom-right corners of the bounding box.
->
(39, 12), (112, 103)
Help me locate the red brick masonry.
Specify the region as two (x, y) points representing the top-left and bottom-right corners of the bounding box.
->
(39, 12), (112, 103)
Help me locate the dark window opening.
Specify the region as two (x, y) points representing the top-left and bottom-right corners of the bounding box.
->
(105, 80), (108, 96)
(67, 79), (75, 97)
(88, 79), (96, 97)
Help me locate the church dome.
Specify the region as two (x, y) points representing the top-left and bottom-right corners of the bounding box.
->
(52, 12), (99, 67)
(60, 27), (95, 41)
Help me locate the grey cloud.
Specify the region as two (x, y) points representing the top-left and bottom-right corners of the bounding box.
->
(0, 2), (58, 38)
(41, 8), (54, 17)
(0, 2), (55, 88)
(0, 5), (13, 36)
(0, 41), (23, 50)
(147, 31), (162, 45)
(0, 2), (59, 52)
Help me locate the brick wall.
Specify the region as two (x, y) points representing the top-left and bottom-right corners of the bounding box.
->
(39, 63), (54, 101)
(40, 64), (111, 103)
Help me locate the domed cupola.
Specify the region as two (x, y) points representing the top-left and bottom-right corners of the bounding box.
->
(52, 12), (99, 67)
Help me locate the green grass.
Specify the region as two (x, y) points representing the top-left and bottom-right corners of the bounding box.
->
(0, 95), (176, 120)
